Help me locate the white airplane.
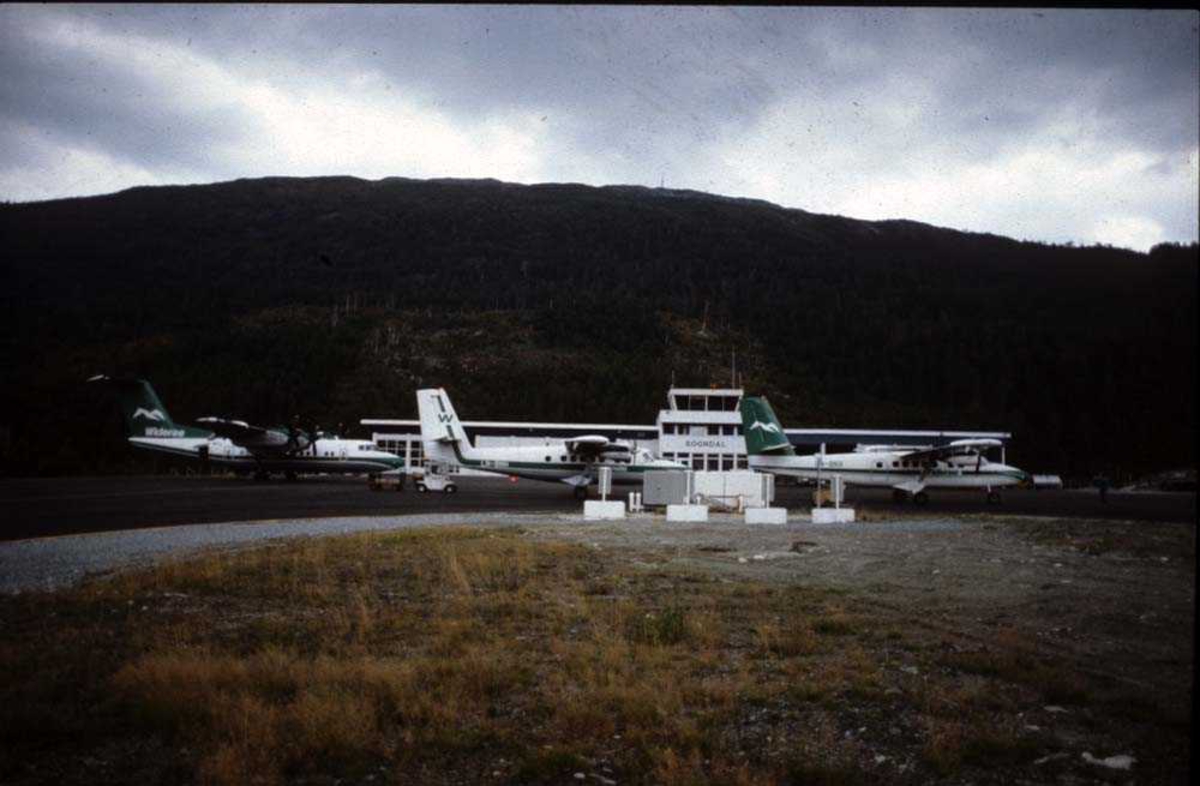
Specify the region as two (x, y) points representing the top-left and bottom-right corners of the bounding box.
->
(91, 375), (404, 480)
(740, 396), (1030, 504)
(417, 387), (686, 496)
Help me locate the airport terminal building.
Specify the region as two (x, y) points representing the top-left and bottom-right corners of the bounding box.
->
(362, 387), (1012, 474)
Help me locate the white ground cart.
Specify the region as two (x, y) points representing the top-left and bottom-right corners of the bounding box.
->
(413, 462), (458, 494)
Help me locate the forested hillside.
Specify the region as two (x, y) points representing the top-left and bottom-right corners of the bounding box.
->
(1, 176), (1195, 479)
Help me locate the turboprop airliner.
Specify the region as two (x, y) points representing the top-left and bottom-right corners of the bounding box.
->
(740, 396), (1030, 504)
(91, 376), (404, 480)
(417, 388), (686, 496)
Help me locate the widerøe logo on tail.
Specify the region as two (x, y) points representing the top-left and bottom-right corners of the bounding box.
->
(133, 408), (167, 422)
(145, 427), (186, 438)
(747, 420), (781, 434)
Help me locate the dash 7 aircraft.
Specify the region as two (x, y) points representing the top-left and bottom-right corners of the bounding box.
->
(418, 388), (686, 495)
(740, 396), (1030, 504)
(92, 376), (404, 479)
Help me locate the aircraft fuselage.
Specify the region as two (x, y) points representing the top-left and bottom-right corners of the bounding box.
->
(128, 435), (404, 475)
(749, 451), (1028, 490)
(446, 442), (682, 485)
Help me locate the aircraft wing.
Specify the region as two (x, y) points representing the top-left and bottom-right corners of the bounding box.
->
(564, 435), (629, 457)
(195, 417), (282, 446)
(899, 438), (1002, 463)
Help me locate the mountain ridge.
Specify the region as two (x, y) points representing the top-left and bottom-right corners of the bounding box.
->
(1, 175), (1194, 478)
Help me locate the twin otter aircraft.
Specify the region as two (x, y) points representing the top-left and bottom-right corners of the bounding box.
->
(91, 376), (403, 479)
(739, 396), (1030, 504)
(417, 388), (686, 496)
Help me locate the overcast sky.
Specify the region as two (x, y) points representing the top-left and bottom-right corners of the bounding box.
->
(2, 5), (1196, 251)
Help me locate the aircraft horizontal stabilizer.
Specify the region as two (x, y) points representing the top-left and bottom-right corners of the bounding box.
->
(561, 473), (593, 487)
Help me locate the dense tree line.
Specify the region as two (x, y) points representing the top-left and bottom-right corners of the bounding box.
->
(1, 176), (1194, 480)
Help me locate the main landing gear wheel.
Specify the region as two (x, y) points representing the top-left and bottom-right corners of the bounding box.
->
(573, 486), (588, 500)
(986, 490), (1002, 505)
(912, 490), (930, 505)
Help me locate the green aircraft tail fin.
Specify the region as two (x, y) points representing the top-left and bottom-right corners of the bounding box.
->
(89, 375), (209, 438)
(739, 396), (795, 456)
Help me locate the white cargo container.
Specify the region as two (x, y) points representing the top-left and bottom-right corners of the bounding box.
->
(693, 471), (773, 510)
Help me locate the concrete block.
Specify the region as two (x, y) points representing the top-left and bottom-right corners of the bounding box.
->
(745, 507), (788, 524)
(583, 500), (626, 520)
(666, 504), (709, 522)
(811, 507), (856, 524)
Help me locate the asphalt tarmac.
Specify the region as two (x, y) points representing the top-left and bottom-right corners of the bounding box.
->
(1, 474), (1193, 542)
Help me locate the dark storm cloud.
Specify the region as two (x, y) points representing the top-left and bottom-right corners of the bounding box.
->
(0, 27), (257, 174)
(1, 5), (1195, 248)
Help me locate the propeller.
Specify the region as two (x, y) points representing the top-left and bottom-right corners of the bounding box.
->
(285, 416), (320, 455)
(285, 421), (305, 454)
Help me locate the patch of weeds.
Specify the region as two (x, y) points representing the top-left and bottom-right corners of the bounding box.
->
(784, 758), (867, 786)
(512, 746), (588, 782)
(583, 580), (614, 596)
(1033, 668), (1090, 706)
(786, 681), (829, 703)
(814, 614), (855, 636)
(782, 718), (867, 786)
(922, 718), (966, 776)
(942, 646), (1090, 706)
(960, 728), (1041, 768)
(755, 622), (819, 658)
(626, 605), (689, 646)
(923, 718), (1040, 776)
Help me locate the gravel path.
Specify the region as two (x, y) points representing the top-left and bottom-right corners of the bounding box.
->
(0, 512), (557, 594)
(0, 510), (970, 594)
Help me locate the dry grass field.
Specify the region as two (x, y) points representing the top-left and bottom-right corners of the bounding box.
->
(0, 519), (1193, 785)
